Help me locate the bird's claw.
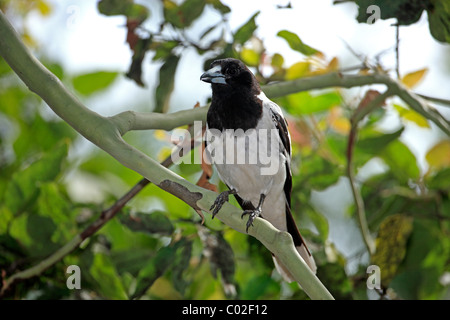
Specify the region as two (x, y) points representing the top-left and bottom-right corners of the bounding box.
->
(241, 208), (261, 233)
(210, 190), (233, 218)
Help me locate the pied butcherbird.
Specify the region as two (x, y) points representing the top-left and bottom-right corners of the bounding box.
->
(200, 58), (316, 281)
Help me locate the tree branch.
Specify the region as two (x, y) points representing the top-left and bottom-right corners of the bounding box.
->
(417, 94), (450, 107)
(110, 107), (208, 134)
(262, 73), (450, 136)
(0, 11), (333, 300)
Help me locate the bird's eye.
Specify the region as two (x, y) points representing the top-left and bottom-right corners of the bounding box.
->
(227, 68), (237, 75)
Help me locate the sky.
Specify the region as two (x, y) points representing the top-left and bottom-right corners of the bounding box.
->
(21, 0), (450, 273)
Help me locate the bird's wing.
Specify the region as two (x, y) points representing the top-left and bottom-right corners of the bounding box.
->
(267, 99), (316, 275)
(267, 100), (312, 254)
(269, 105), (292, 205)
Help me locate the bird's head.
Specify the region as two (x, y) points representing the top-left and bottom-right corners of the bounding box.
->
(200, 58), (259, 93)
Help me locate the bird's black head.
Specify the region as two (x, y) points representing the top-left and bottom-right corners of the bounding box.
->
(202, 58), (263, 131)
(200, 58), (260, 94)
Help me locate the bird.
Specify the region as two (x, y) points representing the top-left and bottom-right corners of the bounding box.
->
(200, 58), (317, 282)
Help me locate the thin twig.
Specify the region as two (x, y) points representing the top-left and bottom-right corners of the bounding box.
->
(346, 90), (393, 255)
(417, 94), (450, 107)
(395, 24), (400, 79)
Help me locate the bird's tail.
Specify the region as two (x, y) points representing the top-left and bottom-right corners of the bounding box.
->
(273, 204), (317, 282)
(273, 243), (317, 283)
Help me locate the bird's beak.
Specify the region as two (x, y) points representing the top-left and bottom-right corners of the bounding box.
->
(200, 65), (227, 85)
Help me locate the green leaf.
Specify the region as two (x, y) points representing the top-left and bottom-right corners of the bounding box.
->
(371, 214), (413, 286)
(112, 248), (154, 276)
(298, 155), (341, 190)
(427, 0), (450, 43)
(277, 30), (319, 56)
(207, 0), (231, 14)
(206, 0), (231, 14)
(163, 0), (206, 28)
(337, 0), (450, 44)
(151, 40), (179, 61)
(356, 127), (404, 155)
(234, 12), (260, 45)
(101, 218), (159, 252)
(240, 48), (260, 67)
(180, 0), (207, 27)
(37, 183), (74, 243)
(89, 252), (128, 299)
(352, 0), (427, 26)
(3, 142), (68, 214)
(285, 91), (342, 115)
(9, 212), (59, 257)
(119, 211), (174, 235)
(380, 140), (420, 183)
(154, 54), (180, 113)
(316, 263), (353, 300)
(98, 0), (149, 22)
(426, 167), (450, 190)
(241, 274), (279, 299)
(0, 233), (26, 266)
(285, 61), (310, 80)
(0, 206), (14, 234)
(391, 219), (449, 299)
(131, 240), (184, 299)
(126, 37), (151, 87)
(163, 0), (183, 28)
(170, 239), (192, 294)
(26, 213), (59, 256)
(271, 53), (284, 69)
(13, 112), (75, 162)
(72, 71), (118, 96)
(98, 0), (135, 16)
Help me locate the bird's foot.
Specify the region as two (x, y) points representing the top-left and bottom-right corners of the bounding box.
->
(210, 189), (237, 218)
(241, 194), (266, 233)
(241, 208), (262, 233)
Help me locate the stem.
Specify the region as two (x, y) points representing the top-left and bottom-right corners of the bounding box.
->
(346, 90), (392, 255)
(395, 25), (400, 79)
(346, 125), (375, 255)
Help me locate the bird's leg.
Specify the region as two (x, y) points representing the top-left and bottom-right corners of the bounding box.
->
(241, 194), (266, 233)
(210, 189), (238, 218)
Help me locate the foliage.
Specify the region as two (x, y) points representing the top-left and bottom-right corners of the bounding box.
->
(0, 0), (449, 300)
(335, 0), (450, 43)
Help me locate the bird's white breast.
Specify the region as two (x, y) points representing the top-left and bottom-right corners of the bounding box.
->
(205, 95), (289, 231)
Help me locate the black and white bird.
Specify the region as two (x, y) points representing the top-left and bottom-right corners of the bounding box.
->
(200, 58), (316, 281)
